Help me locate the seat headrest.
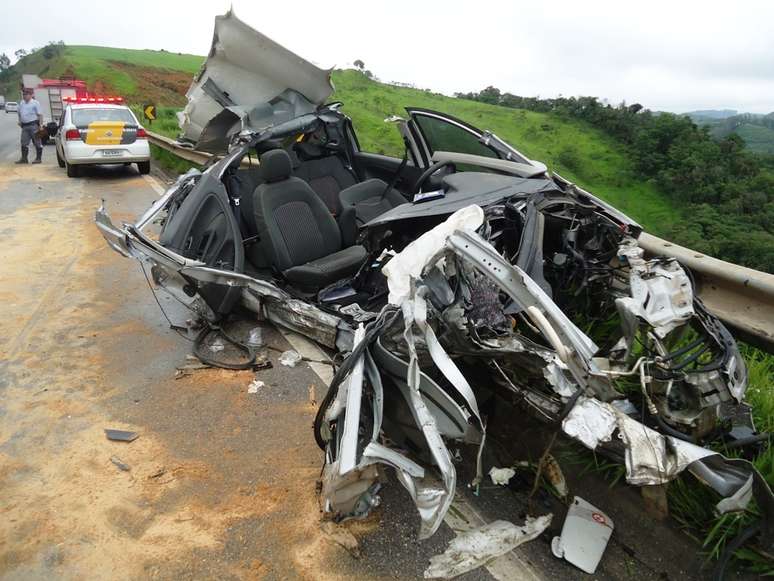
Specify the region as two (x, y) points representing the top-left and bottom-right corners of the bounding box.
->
(261, 149), (292, 183)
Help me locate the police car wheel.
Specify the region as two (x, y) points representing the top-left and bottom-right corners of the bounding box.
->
(137, 161), (151, 175)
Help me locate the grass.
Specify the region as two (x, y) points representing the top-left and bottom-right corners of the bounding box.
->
(333, 70), (679, 236)
(0, 45), (203, 107)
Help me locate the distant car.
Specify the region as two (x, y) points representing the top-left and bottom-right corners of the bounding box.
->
(54, 100), (150, 178)
(5, 102), (18, 113)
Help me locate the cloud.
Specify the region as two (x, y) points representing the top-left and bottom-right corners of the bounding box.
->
(1, 0), (771, 113)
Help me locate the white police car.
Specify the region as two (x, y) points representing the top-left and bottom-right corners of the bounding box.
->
(55, 97), (151, 177)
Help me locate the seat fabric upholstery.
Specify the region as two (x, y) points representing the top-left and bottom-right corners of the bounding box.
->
(253, 149), (365, 289)
(284, 245), (367, 287)
(293, 154), (357, 216)
(339, 178), (407, 224)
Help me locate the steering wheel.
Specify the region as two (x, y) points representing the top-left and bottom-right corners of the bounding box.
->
(412, 160), (456, 194)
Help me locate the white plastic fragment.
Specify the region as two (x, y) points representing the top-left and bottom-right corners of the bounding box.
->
(246, 327), (264, 348)
(247, 379), (264, 394)
(551, 496), (613, 574)
(382, 204), (484, 305)
(209, 338), (224, 352)
(424, 515), (552, 579)
(279, 350), (302, 367)
(488, 467), (516, 486)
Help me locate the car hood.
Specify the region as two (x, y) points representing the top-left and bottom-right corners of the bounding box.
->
(178, 10), (334, 153)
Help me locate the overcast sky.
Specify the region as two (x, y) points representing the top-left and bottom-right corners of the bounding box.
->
(1, 0), (772, 113)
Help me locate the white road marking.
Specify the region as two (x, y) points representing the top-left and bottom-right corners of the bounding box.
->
(279, 328), (545, 581)
(142, 174), (167, 196)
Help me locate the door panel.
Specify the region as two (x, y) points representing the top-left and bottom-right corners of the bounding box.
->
(160, 173), (244, 314)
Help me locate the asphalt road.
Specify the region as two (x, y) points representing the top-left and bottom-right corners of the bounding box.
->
(0, 111), (727, 580)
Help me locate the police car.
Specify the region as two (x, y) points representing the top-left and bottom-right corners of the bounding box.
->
(55, 97), (151, 177)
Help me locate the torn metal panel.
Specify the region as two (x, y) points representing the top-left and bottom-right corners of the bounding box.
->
(338, 326), (366, 475)
(178, 9), (333, 151)
(264, 298), (346, 350)
(617, 239), (694, 338)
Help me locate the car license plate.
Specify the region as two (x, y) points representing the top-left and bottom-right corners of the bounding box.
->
(102, 149), (122, 157)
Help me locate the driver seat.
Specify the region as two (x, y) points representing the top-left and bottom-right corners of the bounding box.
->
(253, 150), (367, 290)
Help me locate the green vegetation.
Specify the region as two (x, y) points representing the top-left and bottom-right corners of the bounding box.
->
(337, 70), (682, 235)
(0, 44), (203, 106)
(668, 346), (773, 575)
(457, 86), (774, 272)
(690, 112), (774, 155)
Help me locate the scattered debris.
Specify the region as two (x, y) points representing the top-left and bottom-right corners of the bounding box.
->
(246, 326), (264, 348)
(551, 497), (613, 574)
(148, 467), (167, 479)
(104, 429), (139, 442)
(489, 467), (516, 486)
(320, 521), (360, 557)
(110, 456), (131, 471)
(543, 455), (568, 498)
(424, 515), (552, 578)
(279, 350), (302, 367)
(247, 379), (265, 394)
(209, 338), (225, 352)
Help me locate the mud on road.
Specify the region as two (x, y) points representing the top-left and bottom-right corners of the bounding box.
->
(0, 158), (377, 580)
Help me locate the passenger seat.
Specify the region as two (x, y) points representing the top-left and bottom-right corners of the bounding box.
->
(253, 150), (367, 290)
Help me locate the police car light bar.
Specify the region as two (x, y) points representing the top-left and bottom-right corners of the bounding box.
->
(63, 96), (124, 104)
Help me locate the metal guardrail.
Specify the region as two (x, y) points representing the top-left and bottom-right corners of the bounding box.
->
(146, 130), (257, 168)
(145, 131), (774, 352)
(146, 131), (214, 166)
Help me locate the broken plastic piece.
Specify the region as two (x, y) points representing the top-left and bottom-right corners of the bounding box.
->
(110, 456), (130, 471)
(279, 350), (302, 367)
(247, 379), (264, 394)
(104, 429), (139, 442)
(551, 496), (613, 574)
(489, 467), (516, 486)
(544, 455), (568, 498)
(424, 515), (552, 578)
(246, 327), (264, 348)
(209, 338), (225, 352)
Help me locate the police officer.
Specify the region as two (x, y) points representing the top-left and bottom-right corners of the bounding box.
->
(16, 87), (44, 164)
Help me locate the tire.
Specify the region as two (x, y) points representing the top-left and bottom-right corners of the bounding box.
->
(66, 162), (80, 178)
(137, 161), (151, 175)
(56, 149), (65, 168)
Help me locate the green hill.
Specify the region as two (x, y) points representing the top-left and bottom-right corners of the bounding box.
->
(0, 45), (202, 106)
(1, 46), (679, 234)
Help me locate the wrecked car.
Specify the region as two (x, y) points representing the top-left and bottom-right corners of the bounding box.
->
(95, 9), (772, 560)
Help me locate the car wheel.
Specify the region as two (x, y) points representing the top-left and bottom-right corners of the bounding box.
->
(56, 149), (65, 168)
(66, 162), (80, 178)
(137, 161), (151, 175)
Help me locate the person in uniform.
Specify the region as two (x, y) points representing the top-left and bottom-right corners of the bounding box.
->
(16, 87), (44, 164)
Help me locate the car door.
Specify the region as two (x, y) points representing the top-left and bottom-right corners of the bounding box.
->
(405, 107), (536, 167)
(348, 118), (424, 194)
(159, 172), (245, 314)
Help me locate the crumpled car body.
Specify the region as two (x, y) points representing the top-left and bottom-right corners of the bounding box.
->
(95, 11), (772, 549)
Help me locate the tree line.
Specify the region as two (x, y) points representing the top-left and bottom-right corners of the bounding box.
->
(456, 87), (774, 273)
